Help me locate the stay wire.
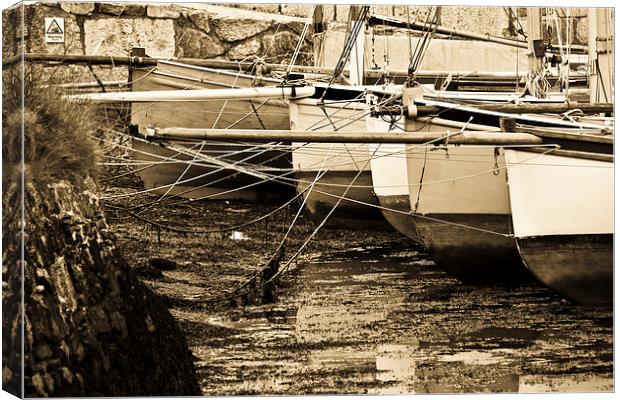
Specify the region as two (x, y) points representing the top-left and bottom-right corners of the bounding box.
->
(201, 144), (377, 304)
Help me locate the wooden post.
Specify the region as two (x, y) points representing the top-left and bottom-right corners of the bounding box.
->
(146, 128), (545, 146)
(375, 102), (614, 116)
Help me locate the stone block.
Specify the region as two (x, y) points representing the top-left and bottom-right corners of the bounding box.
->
(2, 7), (22, 57)
(59, 2), (95, 15)
(228, 36), (262, 60)
(323, 5), (336, 22)
(440, 6), (509, 37)
(372, 4), (393, 17)
(147, 5), (181, 19)
(35, 345), (53, 360)
(59, 367), (74, 385)
(89, 66), (129, 83)
(334, 5), (350, 22)
(26, 4), (83, 54)
(574, 17), (588, 45)
(187, 9), (210, 33)
(175, 26), (226, 59)
(262, 30), (311, 65)
(84, 18), (175, 58)
(31, 373), (46, 396)
(97, 3), (145, 17)
(39, 64), (127, 88)
(233, 4), (281, 15)
(211, 15), (273, 43)
(284, 21), (306, 35)
(279, 4), (311, 17)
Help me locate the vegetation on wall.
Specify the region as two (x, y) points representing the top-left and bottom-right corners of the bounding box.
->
(2, 65), (99, 188)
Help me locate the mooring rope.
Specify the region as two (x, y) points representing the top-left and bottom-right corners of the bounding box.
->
(109, 143), (295, 212)
(108, 182), (312, 235)
(97, 131), (272, 172)
(200, 143), (371, 304)
(194, 132), (558, 304)
(100, 140), (284, 200)
(198, 143), (339, 302)
(109, 140), (575, 308)
(132, 64), (249, 213)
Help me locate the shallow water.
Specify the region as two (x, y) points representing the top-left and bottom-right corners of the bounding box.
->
(181, 242), (613, 395)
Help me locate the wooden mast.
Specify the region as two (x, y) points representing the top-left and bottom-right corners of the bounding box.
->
(349, 5), (366, 85)
(588, 8), (614, 103)
(313, 4), (324, 34)
(525, 7), (546, 98)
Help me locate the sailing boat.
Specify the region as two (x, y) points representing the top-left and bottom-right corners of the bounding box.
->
(503, 7), (614, 304)
(287, 5), (392, 226)
(288, 5), (587, 228)
(366, 7), (614, 290)
(127, 60), (295, 201)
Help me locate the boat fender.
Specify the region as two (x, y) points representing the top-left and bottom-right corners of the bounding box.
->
(145, 127), (156, 138)
(407, 103), (418, 119)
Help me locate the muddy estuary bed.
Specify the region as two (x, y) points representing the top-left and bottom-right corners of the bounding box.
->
(106, 189), (613, 395)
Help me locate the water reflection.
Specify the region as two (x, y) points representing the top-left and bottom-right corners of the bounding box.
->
(371, 343), (419, 394)
(439, 350), (510, 365)
(375, 343), (418, 382)
(195, 244), (613, 395)
(519, 374), (613, 393)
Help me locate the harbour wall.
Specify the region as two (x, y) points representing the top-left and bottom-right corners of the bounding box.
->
(3, 3), (590, 83)
(2, 2), (313, 82)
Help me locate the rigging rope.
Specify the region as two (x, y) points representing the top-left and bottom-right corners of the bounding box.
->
(200, 144), (376, 304)
(285, 4), (317, 78)
(320, 5), (371, 100)
(108, 182), (312, 235)
(193, 136), (567, 304)
(407, 6), (439, 83)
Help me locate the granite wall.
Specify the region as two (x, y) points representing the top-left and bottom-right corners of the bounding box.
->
(2, 2), (313, 82)
(2, 3), (591, 83)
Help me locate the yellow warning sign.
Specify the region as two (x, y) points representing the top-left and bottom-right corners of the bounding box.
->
(44, 17), (64, 43)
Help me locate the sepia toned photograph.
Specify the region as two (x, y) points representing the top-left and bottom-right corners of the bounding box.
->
(1, 1), (614, 397)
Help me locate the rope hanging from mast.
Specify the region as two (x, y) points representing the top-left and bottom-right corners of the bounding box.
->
(286, 4), (317, 80)
(406, 6), (440, 86)
(320, 5), (371, 101)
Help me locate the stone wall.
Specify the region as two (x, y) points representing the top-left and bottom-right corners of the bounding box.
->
(229, 4), (590, 44)
(2, 3), (591, 85)
(1, 62), (202, 397)
(2, 177), (202, 396)
(2, 2), (313, 82)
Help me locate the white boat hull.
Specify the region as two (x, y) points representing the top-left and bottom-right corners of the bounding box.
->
(289, 99), (387, 226)
(367, 116), (423, 244)
(505, 150), (614, 303)
(406, 145), (530, 283)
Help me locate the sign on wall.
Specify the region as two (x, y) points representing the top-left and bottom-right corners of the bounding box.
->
(44, 17), (64, 43)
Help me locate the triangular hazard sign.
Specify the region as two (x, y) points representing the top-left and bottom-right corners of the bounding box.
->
(46, 19), (63, 34)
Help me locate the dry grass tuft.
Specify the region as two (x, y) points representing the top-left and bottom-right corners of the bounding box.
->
(2, 65), (100, 188)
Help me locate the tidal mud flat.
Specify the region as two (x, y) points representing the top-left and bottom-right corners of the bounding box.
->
(106, 187), (613, 395)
